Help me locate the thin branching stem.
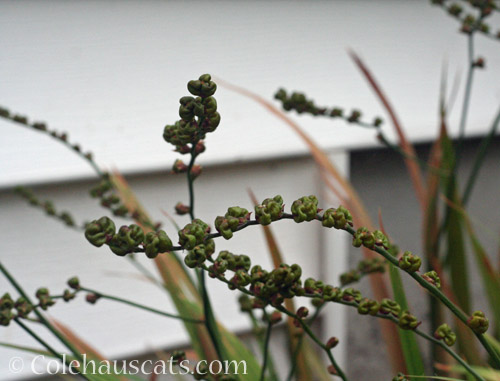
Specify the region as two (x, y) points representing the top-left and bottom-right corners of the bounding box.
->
(185, 134), (227, 363)
(286, 305), (324, 381)
(276, 306), (347, 381)
(78, 287), (204, 324)
(456, 32), (476, 159)
(260, 313), (273, 381)
(462, 106), (500, 205)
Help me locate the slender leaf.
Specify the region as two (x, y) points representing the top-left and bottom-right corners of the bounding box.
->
(0, 341), (56, 357)
(379, 212), (425, 378)
(349, 51), (426, 210)
(436, 363), (500, 381)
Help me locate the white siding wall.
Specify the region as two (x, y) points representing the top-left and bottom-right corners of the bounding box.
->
(1, 1), (500, 187)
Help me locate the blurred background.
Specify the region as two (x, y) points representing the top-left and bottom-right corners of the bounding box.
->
(1, 0), (500, 379)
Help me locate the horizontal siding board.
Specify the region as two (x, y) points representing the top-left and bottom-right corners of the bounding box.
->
(1, 1), (500, 187)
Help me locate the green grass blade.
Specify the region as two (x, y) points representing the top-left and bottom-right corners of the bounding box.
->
(389, 263), (426, 378)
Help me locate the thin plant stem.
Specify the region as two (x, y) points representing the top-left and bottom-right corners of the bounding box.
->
(286, 305), (324, 381)
(245, 309), (279, 381)
(0, 111), (104, 177)
(78, 287), (204, 324)
(0, 262), (85, 363)
(462, 106), (500, 205)
(456, 32), (475, 161)
(260, 317), (273, 381)
(185, 135), (227, 363)
(276, 306), (348, 381)
(14, 318), (91, 381)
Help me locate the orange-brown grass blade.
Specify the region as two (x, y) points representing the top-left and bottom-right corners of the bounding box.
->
(218, 78), (405, 374)
(349, 51), (426, 210)
(51, 318), (106, 360)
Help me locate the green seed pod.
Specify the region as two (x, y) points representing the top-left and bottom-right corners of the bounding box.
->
(36, 288), (55, 311)
(357, 298), (380, 315)
(250, 265), (269, 282)
(215, 216), (233, 239)
(340, 270), (361, 286)
(323, 285), (341, 301)
(330, 107), (343, 117)
(392, 373), (410, 381)
(358, 258), (386, 274)
(112, 204), (129, 217)
(238, 295), (252, 312)
(118, 225), (145, 247)
(422, 270), (441, 289)
(352, 227), (375, 248)
(255, 195), (283, 225)
(203, 111), (220, 132)
(303, 278), (318, 294)
(0, 309), (14, 326)
(342, 288), (362, 303)
(192, 99), (205, 118)
(379, 299), (401, 317)
(398, 310), (421, 330)
(0, 293), (14, 310)
(234, 254), (251, 271)
(178, 96), (196, 121)
(373, 230), (389, 249)
(60, 212), (75, 226)
(67, 277), (80, 290)
(184, 249), (206, 269)
(187, 80), (202, 96)
(203, 96), (217, 115)
(311, 297), (324, 307)
(85, 216), (116, 247)
(212, 258), (228, 275)
(14, 297), (33, 318)
(44, 201), (56, 216)
(108, 236), (131, 256)
(322, 206), (353, 229)
(347, 109), (362, 123)
(434, 323), (456, 346)
(274, 88), (287, 101)
(467, 311), (489, 334)
(178, 219), (210, 250)
(172, 159), (188, 174)
(291, 195), (319, 223)
(217, 251), (236, 270)
(231, 270), (251, 287)
(398, 251), (421, 273)
(144, 230), (173, 258)
(226, 207), (249, 226)
(199, 74), (217, 97)
(63, 289), (75, 302)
